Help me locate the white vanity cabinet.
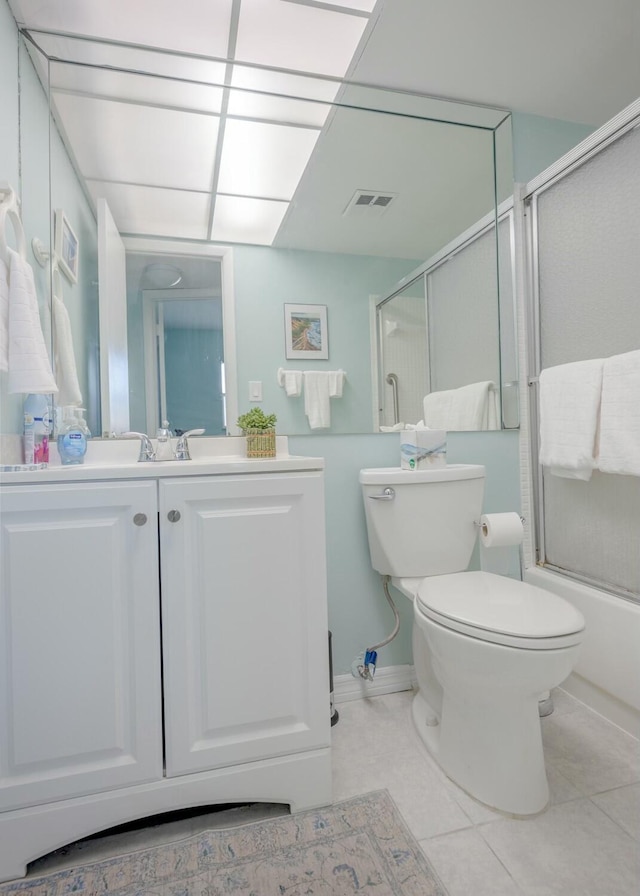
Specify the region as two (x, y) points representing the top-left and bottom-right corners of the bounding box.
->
(159, 473), (330, 776)
(0, 480), (163, 812)
(0, 457), (331, 882)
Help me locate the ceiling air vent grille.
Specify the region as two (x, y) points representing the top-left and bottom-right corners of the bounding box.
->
(343, 190), (397, 217)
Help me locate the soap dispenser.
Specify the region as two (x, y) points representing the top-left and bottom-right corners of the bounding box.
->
(57, 407), (90, 465)
(156, 420), (173, 461)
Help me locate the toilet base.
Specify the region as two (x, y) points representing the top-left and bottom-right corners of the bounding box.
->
(410, 688), (550, 817)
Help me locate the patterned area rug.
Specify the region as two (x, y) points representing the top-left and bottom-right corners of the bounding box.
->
(0, 791), (448, 895)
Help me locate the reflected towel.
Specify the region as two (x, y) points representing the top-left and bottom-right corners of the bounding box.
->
(7, 248), (57, 394)
(277, 367), (303, 397)
(328, 368), (345, 398)
(538, 358), (603, 480)
(53, 293), (83, 406)
(597, 350), (640, 477)
(423, 381), (497, 431)
(303, 371), (332, 429)
(0, 257), (8, 372)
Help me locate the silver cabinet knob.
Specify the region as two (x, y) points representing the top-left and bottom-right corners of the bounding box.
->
(167, 510), (181, 523)
(133, 513), (148, 526)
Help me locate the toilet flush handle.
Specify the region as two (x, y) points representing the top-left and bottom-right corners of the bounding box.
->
(369, 487), (395, 501)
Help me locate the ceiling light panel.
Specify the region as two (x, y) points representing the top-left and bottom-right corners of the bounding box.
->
(211, 196), (289, 246)
(235, 0), (369, 77)
(34, 35), (229, 89)
(86, 181), (211, 240)
(53, 93), (219, 191)
(318, 1), (378, 10)
(217, 119), (320, 200)
(13, 0), (234, 58)
(51, 65), (224, 115)
(228, 68), (336, 128)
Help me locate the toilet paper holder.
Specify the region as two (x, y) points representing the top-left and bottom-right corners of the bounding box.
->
(474, 515), (525, 537)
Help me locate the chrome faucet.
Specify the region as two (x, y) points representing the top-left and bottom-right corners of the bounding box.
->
(124, 431), (157, 462)
(174, 428), (205, 461)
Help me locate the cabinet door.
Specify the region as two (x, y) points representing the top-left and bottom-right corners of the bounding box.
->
(160, 473), (330, 776)
(0, 481), (163, 812)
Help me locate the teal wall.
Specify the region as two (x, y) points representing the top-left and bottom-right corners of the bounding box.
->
(233, 245), (418, 434)
(511, 111), (594, 184)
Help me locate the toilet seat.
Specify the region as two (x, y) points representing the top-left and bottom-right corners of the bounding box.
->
(416, 571), (585, 650)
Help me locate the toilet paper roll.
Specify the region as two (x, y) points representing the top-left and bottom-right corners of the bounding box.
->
(479, 512), (524, 548)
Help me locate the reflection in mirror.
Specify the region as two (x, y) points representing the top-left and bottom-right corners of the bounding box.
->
(375, 203), (517, 431)
(7, 27), (516, 442)
(124, 242), (237, 439)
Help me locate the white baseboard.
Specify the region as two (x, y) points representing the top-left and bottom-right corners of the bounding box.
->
(334, 664), (416, 704)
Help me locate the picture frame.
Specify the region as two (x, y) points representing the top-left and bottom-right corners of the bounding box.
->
(54, 209), (79, 283)
(284, 303), (329, 360)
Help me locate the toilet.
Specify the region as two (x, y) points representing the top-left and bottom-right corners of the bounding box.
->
(359, 464), (585, 816)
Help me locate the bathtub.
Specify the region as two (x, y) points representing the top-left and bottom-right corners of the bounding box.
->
(525, 567), (640, 739)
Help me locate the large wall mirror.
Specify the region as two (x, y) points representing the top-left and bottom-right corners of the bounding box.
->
(3, 24), (516, 441)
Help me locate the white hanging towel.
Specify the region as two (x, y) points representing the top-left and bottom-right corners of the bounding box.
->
(53, 292), (83, 406)
(0, 257), (8, 372)
(423, 381), (496, 430)
(277, 367), (303, 397)
(303, 371), (332, 429)
(7, 248), (58, 394)
(328, 368), (345, 398)
(538, 358), (604, 480)
(597, 349), (640, 477)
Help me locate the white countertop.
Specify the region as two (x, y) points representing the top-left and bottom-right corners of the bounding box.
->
(0, 436), (324, 485)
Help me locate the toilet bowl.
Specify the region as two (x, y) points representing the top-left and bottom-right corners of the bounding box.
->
(404, 571), (584, 815)
(359, 465), (585, 816)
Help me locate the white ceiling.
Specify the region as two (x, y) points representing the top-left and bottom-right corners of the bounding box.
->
(8, 0), (640, 267)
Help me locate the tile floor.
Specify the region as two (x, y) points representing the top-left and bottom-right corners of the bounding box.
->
(25, 687), (640, 895)
(332, 687), (640, 896)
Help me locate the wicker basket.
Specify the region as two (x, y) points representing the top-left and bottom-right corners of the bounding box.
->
(244, 428), (276, 458)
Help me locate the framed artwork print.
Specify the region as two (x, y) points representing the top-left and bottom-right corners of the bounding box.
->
(284, 303), (329, 360)
(54, 209), (79, 283)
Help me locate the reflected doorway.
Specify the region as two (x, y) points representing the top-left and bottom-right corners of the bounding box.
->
(143, 289), (226, 436)
(124, 240), (238, 438)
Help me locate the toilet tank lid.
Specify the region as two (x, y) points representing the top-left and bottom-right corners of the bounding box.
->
(359, 464), (485, 485)
(417, 571), (586, 638)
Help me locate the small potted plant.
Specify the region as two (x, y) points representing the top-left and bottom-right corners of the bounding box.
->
(236, 408), (277, 458)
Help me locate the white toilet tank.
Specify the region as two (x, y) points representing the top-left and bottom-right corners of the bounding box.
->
(359, 465), (485, 577)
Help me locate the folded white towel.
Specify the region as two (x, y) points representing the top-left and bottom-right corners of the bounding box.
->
(538, 358), (604, 480)
(7, 249), (58, 394)
(597, 350), (640, 477)
(53, 293), (83, 406)
(0, 257), (8, 372)
(423, 381), (497, 430)
(277, 367), (303, 397)
(303, 371), (332, 429)
(328, 369), (345, 398)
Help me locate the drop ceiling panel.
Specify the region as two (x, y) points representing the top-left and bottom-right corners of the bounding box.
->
(217, 119), (320, 200)
(11, 0), (234, 58)
(321, 0), (377, 10)
(211, 196), (288, 246)
(227, 70), (334, 128)
(51, 65), (224, 115)
(38, 35), (228, 88)
(235, 0), (369, 76)
(87, 182), (211, 240)
(53, 94), (219, 191)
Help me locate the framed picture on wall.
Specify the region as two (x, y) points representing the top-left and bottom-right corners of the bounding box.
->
(54, 209), (79, 283)
(284, 303), (329, 360)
